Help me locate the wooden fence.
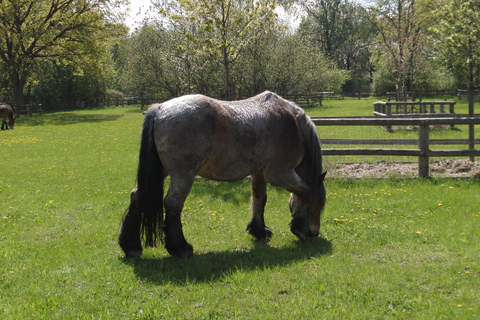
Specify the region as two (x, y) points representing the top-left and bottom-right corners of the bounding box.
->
(373, 101), (456, 116)
(312, 116), (480, 178)
(14, 103), (43, 116)
(373, 101), (457, 131)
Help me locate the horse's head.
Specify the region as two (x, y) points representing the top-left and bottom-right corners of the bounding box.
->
(289, 171), (327, 241)
(8, 116), (15, 129)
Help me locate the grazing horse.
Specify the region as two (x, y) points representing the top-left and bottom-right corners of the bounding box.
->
(0, 103), (15, 130)
(119, 91), (326, 258)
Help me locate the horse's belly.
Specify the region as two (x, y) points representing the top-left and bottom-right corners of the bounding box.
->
(197, 153), (266, 181)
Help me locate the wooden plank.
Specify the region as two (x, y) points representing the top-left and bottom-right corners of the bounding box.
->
(322, 139), (419, 145)
(374, 101), (455, 105)
(426, 150), (480, 157)
(323, 149), (480, 157)
(321, 139), (480, 145)
(322, 149), (422, 156)
(312, 117), (480, 126)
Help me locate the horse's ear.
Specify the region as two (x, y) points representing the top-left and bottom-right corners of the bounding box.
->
(319, 171), (327, 183)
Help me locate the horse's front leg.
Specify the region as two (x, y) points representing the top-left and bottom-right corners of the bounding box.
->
(1, 121), (5, 130)
(246, 173), (273, 240)
(163, 176), (194, 258)
(119, 187), (143, 258)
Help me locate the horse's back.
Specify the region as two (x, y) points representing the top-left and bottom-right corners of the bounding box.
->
(148, 92), (306, 181)
(0, 103), (12, 118)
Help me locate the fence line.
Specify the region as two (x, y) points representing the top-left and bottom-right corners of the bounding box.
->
(312, 117), (480, 178)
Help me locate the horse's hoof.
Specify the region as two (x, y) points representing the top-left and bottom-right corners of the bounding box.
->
(247, 222), (273, 240)
(125, 249), (142, 258)
(166, 241), (194, 258)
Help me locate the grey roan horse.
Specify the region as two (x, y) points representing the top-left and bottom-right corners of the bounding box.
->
(119, 91), (326, 258)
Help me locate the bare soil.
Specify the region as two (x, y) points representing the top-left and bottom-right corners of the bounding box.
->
(327, 159), (480, 179)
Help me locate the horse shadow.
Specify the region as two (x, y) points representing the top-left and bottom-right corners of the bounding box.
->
(121, 237), (332, 285)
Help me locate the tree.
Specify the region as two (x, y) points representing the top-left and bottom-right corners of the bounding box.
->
(367, 0), (433, 99)
(430, 0), (480, 87)
(159, 0), (278, 99)
(298, 0), (374, 92)
(235, 32), (350, 96)
(0, 0), (124, 107)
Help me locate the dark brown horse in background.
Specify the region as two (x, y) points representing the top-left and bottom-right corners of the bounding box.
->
(119, 91), (326, 258)
(0, 103), (15, 130)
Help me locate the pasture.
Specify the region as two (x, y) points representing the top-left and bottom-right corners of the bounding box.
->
(1, 99), (479, 319)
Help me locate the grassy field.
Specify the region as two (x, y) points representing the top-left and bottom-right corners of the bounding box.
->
(1, 100), (479, 319)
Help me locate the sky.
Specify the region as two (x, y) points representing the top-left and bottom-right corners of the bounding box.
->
(123, 0), (300, 31)
(124, 0), (154, 30)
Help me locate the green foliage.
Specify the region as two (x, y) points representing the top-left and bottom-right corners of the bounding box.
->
(0, 0), (127, 105)
(234, 32), (350, 96)
(367, 0), (433, 94)
(117, 22), (350, 98)
(163, 0), (279, 98)
(115, 24), (190, 98)
(430, 0), (480, 85)
(1, 104), (479, 318)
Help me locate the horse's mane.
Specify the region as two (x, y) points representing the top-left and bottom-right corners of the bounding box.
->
(246, 91), (323, 189)
(296, 108), (324, 190)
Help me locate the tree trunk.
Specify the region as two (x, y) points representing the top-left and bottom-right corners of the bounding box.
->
(11, 71), (26, 108)
(223, 46), (231, 100)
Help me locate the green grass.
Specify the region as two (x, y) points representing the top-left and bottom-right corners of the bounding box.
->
(1, 102), (479, 319)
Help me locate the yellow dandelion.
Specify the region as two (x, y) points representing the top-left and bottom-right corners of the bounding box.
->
(416, 231), (421, 234)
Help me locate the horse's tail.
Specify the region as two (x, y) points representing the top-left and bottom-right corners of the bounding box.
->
(137, 107), (164, 247)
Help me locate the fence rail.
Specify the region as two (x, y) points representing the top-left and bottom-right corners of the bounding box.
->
(312, 116), (480, 178)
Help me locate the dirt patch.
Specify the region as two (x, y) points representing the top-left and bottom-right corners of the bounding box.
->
(326, 159), (480, 179)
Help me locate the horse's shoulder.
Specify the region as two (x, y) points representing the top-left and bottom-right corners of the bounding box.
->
(253, 91), (305, 117)
(249, 91), (279, 103)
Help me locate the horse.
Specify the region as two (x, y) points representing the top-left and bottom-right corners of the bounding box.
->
(119, 91), (326, 258)
(0, 103), (15, 130)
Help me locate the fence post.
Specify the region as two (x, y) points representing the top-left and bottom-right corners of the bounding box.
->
(468, 82), (475, 161)
(418, 124), (430, 178)
(386, 102), (392, 132)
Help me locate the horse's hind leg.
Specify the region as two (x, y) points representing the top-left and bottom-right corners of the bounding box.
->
(119, 187), (143, 258)
(1, 121), (5, 130)
(246, 173), (273, 240)
(163, 174), (195, 257)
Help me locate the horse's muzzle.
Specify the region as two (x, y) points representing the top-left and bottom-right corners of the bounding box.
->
(308, 226), (319, 237)
(290, 217), (319, 241)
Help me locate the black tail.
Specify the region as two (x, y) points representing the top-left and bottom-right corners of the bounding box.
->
(137, 108), (164, 247)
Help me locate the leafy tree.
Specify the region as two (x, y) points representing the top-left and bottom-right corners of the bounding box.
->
(430, 0), (480, 87)
(367, 0), (433, 98)
(116, 23), (223, 99)
(0, 0), (125, 107)
(298, 0), (374, 92)
(159, 0), (278, 99)
(236, 32), (350, 96)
